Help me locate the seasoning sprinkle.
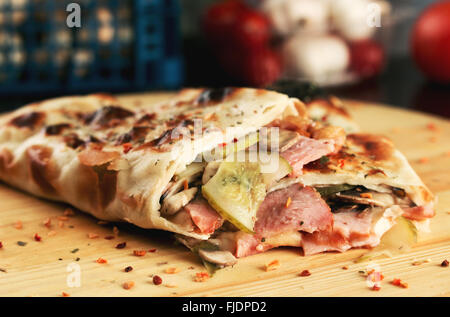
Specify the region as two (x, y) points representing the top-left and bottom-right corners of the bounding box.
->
(96, 257), (107, 264)
(299, 270), (311, 277)
(371, 285), (381, 291)
(14, 220), (23, 230)
(34, 233), (42, 242)
(133, 250), (146, 257)
(264, 260), (280, 272)
(0, 242), (3, 249)
(63, 209), (74, 217)
(61, 292), (70, 297)
(124, 266), (133, 272)
(43, 218), (52, 228)
(194, 272), (210, 282)
(116, 242), (127, 249)
(153, 275), (163, 285)
(183, 179), (189, 190)
(391, 278), (408, 289)
(285, 197), (292, 208)
(71, 248), (79, 254)
(165, 267), (180, 274)
(17, 241), (27, 246)
(104, 235), (115, 240)
(441, 259), (449, 267)
(123, 281), (135, 290)
(87, 233), (99, 239)
(148, 248), (157, 253)
(360, 193), (373, 199)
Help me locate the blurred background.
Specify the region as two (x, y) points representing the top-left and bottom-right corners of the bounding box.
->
(0, 0), (448, 117)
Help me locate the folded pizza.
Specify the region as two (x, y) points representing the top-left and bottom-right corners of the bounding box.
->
(0, 88), (434, 270)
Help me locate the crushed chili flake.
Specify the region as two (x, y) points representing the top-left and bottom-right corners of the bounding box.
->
(63, 209), (75, 217)
(360, 193), (373, 199)
(116, 242), (127, 249)
(183, 179), (189, 190)
(371, 285), (381, 291)
(104, 235), (115, 240)
(87, 233), (99, 239)
(148, 248), (157, 253)
(418, 157), (429, 164)
(285, 197), (292, 208)
(14, 220), (23, 230)
(299, 270), (311, 277)
(34, 233), (42, 242)
(123, 281), (135, 290)
(391, 278), (408, 288)
(165, 267), (180, 274)
(441, 260), (449, 267)
(46, 230), (56, 237)
(122, 143), (133, 154)
(0, 242), (3, 249)
(133, 250), (146, 257)
(124, 266), (133, 272)
(338, 159), (345, 168)
(61, 292), (70, 297)
(412, 259), (431, 266)
(194, 272), (210, 282)
(265, 260), (280, 272)
(43, 218), (52, 228)
(342, 266), (349, 270)
(58, 216), (69, 221)
(96, 257), (107, 264)
(153, 275), (163, 285)
(426, 123), (439, 132)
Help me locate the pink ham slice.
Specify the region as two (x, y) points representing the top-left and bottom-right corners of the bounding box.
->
(255, 184), (333, 236)
(301, 210), (379, 256)
(184, 198), (223, 234)
(402, 204), (435, 221)
(234, 184), (333, 258)
(281, 136), (335, 176)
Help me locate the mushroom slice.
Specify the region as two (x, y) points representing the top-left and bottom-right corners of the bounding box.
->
(198, 249), (237, 267)
(202, 161), (221, 184)
(161, 187), (198, 216)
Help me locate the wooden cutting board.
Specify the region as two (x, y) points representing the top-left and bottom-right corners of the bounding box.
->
(0, 93), (449, 297)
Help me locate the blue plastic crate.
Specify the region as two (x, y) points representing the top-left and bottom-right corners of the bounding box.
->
(0, 0), (183, 95)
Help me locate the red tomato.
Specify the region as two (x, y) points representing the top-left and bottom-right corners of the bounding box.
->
(349, 39), (385, 78)
(240, 48), (282, 87)
(411, 0), (450, 83)
(232, 9), (271, 49)
(203, 0), (246, 48)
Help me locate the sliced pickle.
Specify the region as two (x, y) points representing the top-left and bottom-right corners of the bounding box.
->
(260, 155), (292, 187)
(202, 162), (266, 233)
(355, 216), (417, 263)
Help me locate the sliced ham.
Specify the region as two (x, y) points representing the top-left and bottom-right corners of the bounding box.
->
(281, 136), (335, 176)
(301, 210), (380, 256)
(255, 184), (333, 236)
(184, 198), (223, 234)
(402, 204), (435, 221)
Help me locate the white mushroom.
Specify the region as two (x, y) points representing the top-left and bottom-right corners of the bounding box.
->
(161, 187), (197, 216)
(202, 161), (221, 184)
(198, 249), (237, 267)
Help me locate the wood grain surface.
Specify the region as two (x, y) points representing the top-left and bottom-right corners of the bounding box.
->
(0, 93), (449, 297)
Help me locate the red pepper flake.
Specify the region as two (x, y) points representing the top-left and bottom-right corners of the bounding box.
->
(61, 292), (70, 297)
(299, 270), (311, 277)
(43, 218), (52, 228)
(371, 285), (381, 291)
(338, 159), (345, 168)
(426, 123), (439, 132)
(116, 242), (127, 249)
(441, 259), (449, 267)
(96, 257), (107, 264)
(133, 250), (146, 257)
(63, 208), (74, 217)
(104, 235), (115, 240)
(342, 266), (349, 270)
(34, 233), (42, 242)
(418, 157), (429, 164)
(391, 278), (408, 288)
(14, 220), (23, 230)
(124, 266), (133, 272)
(285, 197), (292, 208)
(165, 267), (180, 274)
(219, 142), (227, 147)
(122, 143), (133, 154)
(194, 272), (210, 282)
(0, 241), (3, 249)
(148, 248), (157, 253)
(123, 281), (135, 290)
(153, 275), (163, 285)
(360, 193), (373, 199)
(233, 138), (238, 143)
(321, 115), (328, 122)
(183, 179), (189, 190)
(58, 216), (69, 221)
(265, 260), (280, 272)
(87, 233), (99, 239)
